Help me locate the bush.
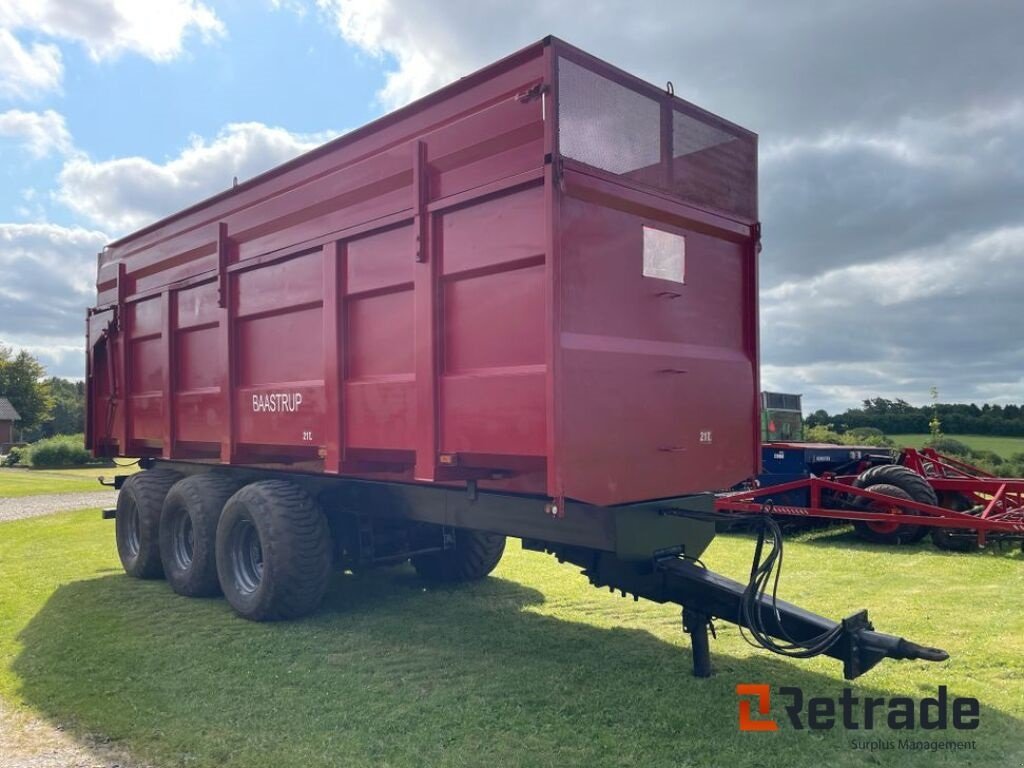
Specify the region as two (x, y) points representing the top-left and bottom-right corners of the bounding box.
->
(924, 436), (971, 456)
(848, 427), (884, 439)
(803, 425), (893, 447)
(23, 434), (92, 468)
(2, 445), (25, 466)
(971, 449), (1003, 466)
(803, 425), (846, 444)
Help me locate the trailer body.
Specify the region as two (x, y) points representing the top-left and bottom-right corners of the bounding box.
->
(88, 38), (949, 680)
(86, 37), (760, 509)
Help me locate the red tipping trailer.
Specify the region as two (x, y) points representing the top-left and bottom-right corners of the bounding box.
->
(87, 38), (759, 506)
(88, 37), (946, 679)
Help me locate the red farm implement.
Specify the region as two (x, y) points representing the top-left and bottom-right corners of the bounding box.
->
(715, 448), (1024, 552)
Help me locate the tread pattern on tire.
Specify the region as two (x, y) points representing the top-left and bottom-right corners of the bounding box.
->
(851, 464), (937, 544)
(850, 483), (917, 544)
(159, 473), (240, 597)
(216, 480), (332, 621)
(116, 469), (182, 579)
(412, 529), (506, 583)
(931, 493), (980, 552)
(853, 464), (938, 506)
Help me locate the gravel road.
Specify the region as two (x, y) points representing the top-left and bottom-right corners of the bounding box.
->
(0, 491), (118, 524)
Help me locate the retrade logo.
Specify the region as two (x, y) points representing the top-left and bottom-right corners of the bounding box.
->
(737, 684), (779, 731)
(736, 684), (980, 732)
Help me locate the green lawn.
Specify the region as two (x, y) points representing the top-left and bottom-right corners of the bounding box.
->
(888, 434), (1024, 459)
(0, 510), (1021, 768)
(0, 465), (138, 498)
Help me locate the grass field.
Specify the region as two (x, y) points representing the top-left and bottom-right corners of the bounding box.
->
(0, 510), (1021, 767)
(888, 434), (1024, 459)
(0, 465), (138, 498)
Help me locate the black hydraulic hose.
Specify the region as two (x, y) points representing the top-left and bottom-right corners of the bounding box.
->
(667, 504), (845, 659)
(736, 514), (843, 658)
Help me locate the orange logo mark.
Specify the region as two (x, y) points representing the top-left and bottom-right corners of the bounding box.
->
(737, 684), (779, 732)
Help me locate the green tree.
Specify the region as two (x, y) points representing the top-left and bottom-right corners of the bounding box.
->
(0, 344), (54, 434)
(41, 377), (85, 438)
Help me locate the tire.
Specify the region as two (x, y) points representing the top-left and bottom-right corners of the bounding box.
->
(115, 469), (182, 579)
(852, 464), (936, 544)
(850, 483), (923, 545)
(215, 480), (332, 621)
(412, 528), (506, 583)
(931, 493), (980, 552)
(159, 474), (241, 597)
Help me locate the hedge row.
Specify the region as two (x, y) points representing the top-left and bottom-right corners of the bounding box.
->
(2, 434), (92, 468)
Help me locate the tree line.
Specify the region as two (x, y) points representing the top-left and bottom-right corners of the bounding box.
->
(805, 397), (1024, 437)
(0, 345), (84, 443)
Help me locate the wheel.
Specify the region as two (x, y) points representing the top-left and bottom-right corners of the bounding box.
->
(851, 464), (937, 544)
(850, 483), (924, 545)
(931, 493), (980, 552)
(115, 469), (182, 579)
(412, 528), (506, 583)
(159, 474), (241, 597)
(215, 480), (332, 621)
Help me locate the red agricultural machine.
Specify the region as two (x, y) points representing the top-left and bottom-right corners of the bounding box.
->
(88, 37), (949, 680)
(717, 448), (1024, 551)
(725, 394), (1024, 551)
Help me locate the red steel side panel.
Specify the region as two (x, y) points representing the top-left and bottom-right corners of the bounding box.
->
(556, 179), (757, 504)
(89, 41), (551, 495)
(438, 185), (547, 461)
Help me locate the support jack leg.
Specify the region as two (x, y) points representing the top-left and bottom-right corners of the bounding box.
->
(683, 607), (713, 678)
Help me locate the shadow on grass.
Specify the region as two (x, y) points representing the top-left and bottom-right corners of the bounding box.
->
(11, 565), (1023, 768)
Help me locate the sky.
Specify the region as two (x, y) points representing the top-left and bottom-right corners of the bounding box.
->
(0, 0), (1021, 413)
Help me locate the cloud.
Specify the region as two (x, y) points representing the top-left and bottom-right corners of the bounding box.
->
(0, 28), (62, 99)
(0, 223), (108, 378)
(760, 101), (1024, 285)
(309, 0), (1024, 411)
(0, 108), (73, 157)
(760, 226), (1024, 409)
(316, 1), (1024, 129)
(0, 120), (339, 379)
(2, 0), (1019, 407)
(0, 0), (224, 63)
(56, 122), (338, 234)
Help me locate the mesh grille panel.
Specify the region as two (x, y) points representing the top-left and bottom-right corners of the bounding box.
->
(557, 58), (661, 184)
(672, 109), (756, 219)
(556, 56), (757, 221)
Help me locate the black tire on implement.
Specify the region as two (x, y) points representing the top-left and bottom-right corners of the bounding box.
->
(215, 480), (332, 621)
(115, 469), (182, 579)
(931, 493), (980, 552)
(159, 473), (241, 597)
(852, 464), (937, 544)
(412, 528), (506, 583)
(850, 483), (924, 545)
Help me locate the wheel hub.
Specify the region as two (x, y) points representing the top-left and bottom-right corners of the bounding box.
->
(229, 518), (264, 594)
(172, 512), (195, 570)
